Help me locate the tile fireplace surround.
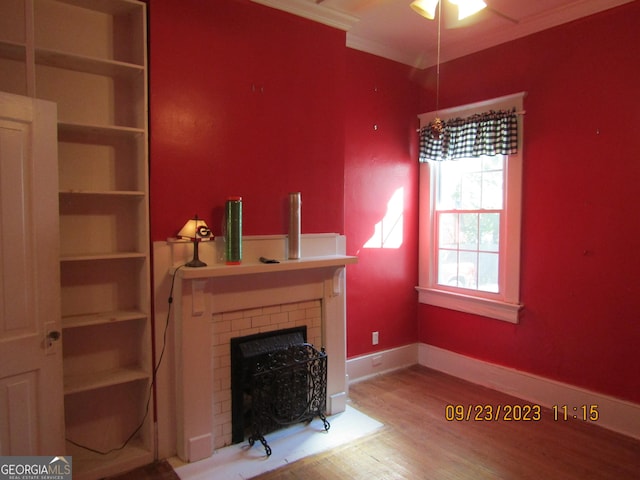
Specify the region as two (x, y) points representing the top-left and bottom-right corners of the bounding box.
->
(153, 234), (357, 463)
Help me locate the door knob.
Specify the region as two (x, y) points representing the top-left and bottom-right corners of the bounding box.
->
(47, 330), (61, 341)
(45, 329), (62, 353)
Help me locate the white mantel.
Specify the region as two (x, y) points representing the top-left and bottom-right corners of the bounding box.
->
(155, 234), (356, 463)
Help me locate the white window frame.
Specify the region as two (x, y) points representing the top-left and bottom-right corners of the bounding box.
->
(416, 92), (525, 323)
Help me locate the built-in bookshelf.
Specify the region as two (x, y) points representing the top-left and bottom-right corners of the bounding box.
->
(0, 1), (152, 478)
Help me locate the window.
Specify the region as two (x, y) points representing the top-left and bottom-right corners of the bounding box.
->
(417, 93), (524, 323)
(435, 156), (503, 293)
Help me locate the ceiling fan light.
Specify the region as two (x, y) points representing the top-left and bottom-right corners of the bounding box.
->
(455, 0), (487, 20)
(410, 0), (439, 20)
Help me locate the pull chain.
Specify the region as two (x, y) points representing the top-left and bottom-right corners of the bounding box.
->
(431, 1), (444, 137)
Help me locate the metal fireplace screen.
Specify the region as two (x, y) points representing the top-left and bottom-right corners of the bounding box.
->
(231, 326), (308, 444)
(248, 343), (330, 455)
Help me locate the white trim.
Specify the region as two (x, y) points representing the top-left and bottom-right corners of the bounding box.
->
(347, 344), (419, 384)
(347, 33), (426, 69)
(416, 287), (522, 323)
(418, 93), (525, 322)
(157, 234), (353, 461)
(346, 343), (640, 440)
(250, 0), (359, 31)
(251, 2), (634, 68)
(419, 343), (640, 440)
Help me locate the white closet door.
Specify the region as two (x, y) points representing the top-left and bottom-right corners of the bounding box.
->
(0, 91), (64, 455)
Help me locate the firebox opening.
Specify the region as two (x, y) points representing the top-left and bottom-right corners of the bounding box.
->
(230, 326), (308, 444)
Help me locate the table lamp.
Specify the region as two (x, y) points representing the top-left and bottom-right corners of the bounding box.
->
(178, 214), (212, 267)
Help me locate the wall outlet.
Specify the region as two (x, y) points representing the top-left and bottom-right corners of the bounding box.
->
(372, 331), (379, 345)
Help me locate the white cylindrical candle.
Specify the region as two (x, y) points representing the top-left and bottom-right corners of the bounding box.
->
(288, 192), (301, 259)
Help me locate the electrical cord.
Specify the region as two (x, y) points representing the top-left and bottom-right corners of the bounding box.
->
(65, 264), (185, 455)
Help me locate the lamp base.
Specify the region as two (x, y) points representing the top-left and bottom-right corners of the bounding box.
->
(185, 258), (207, 268)
(186, 240), (207, 267)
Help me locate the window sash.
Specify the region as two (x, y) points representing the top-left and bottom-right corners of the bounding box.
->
(417, 93), (525, 323)
(435, 208), (503, 294)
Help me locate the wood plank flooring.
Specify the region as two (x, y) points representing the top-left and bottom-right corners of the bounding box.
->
(107, 365), (640, 479)
(251, 365), (640, 479)
(104, 460), (179, 480)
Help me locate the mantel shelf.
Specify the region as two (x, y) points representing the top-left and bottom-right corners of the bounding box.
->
(173, 255), (358, 280)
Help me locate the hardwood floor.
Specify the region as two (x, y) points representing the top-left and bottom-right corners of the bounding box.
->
(108, 365), (639, 479)
(104, 460), (179, 480)
(251, 365), (640, 479)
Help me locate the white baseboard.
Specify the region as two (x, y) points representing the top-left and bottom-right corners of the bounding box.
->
(346, 344), (418, 385)
(418, 343), (640, 440)
(347, 343), (639, 440)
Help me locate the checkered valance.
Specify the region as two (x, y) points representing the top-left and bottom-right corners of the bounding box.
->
(419, 109), (518, 162)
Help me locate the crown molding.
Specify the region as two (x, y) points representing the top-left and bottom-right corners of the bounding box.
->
(251, 0), (359, 31)
(252, 0), (635, 68)
(346, 33), (432, 69)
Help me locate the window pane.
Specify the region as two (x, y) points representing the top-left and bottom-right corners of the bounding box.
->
(482, 155), (503, 171)
(438, 249), (459, 286)
(460, 171), (481, 209)
(459, 213), (478, 250)
(481, 170), (503, 209)
(479, 213), (500, 252)
(458, 251), (478, 289)
(437, 162), (464, 209)
(438, 213), (458, 249)
(478, 252), (499, 293)
(437, 250), (477, 289)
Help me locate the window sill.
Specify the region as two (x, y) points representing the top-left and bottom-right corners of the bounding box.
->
(416, 286), (522, 324)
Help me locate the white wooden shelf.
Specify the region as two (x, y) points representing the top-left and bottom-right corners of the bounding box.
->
(0, 40), (26, 61)
(58, 122), (145, 137)
(62, 310), (147, 329)
(2, 1), (152, 476)
(56, 0), (144, 16)
(64, 366), (149, 395)
(59, 190), (145, 197)
(175, 255), (358, 279)
(35, 48), (144, 77)
(61, 252), (147, 262)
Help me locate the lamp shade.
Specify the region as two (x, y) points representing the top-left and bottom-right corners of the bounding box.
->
(178, 216), (211, 240)
(452, 0), (486, 20)
(410, 0), (487, 21)
(178, 215), (211, 268)
(410, 0), (439, 20)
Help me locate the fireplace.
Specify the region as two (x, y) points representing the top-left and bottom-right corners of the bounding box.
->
(163, 234), (357, 462)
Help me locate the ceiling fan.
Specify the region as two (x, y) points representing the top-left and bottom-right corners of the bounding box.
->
(410, 0), (518, 23)
(411, 0), (486, 20)
(316, 0), (518, 24)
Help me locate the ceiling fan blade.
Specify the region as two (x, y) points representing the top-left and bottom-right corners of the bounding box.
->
(486, 5), (519, 24)
(442, 1), (519, 29)
(318, 0), (392, 14)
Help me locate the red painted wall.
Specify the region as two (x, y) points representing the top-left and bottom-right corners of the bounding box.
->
(148, 0), (420, 359)
(148, 0), (345, 238)
(148, 0), (638, 403)
(416, 2), (640, 403)
(344, 50), (420, 357)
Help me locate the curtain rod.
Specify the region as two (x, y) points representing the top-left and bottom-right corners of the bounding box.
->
(416, 110), (526, 132)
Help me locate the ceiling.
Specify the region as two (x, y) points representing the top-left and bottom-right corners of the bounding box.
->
(251, 0), (634, 68)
